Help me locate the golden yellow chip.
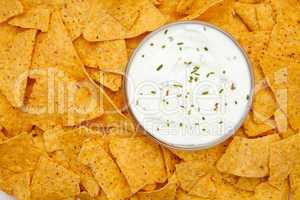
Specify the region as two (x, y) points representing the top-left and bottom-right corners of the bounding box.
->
(217, 134), (280, 177)
(61, 0), (90, 40)
(0, 0), (23, 23)
(83, 1), (127, 42)
(137, 175), (178, 200)
(8, 8), (50, 32)
(126, 0), (166, 38)
(0, 28), (36, 107)
(6, 172), (31, 200)
(31, 156), (80, 200)
(188, 174), (216, 198)
(234, 2), (259, 31)
(162, 148), (180, 178)
(243, 113), (276, 137)
(74, 37), (128, 73)
(109, 136), (167, 193)
(0, 133), (41, 172)
(48, 150), (70, 169)
(256, 3), (275, 31)
(43, 126), (64, 152)
(158, 0), (183, 22)
(32, 11), (86, 80)
(254, 180), (289, 200)
(79, 138), (131, 200)
(274, 109), (288, 133)
(290, 163), (300, 200)
(269, 134), (300, 188)
(176, 0), (194, 14)
(234, 177), (264, 192)
(176, 189), (208, 200)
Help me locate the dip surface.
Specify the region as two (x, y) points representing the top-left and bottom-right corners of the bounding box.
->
(126, 22), (253, 149)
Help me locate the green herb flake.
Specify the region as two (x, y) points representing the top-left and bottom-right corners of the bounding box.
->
(161, 45), (166, 49)
(246, 95), (250, 100)
(206, 72), (215, 78)
(222, 70), (226, 74)
(231, 83), (236, 90)
(168, 36), (174, 42)
(141, 54), (145, 58)
(177, 42), (184, 46)
(179, 122), (183, 127)
(173, 84), (183, 88)
(164, 29), (168, 34)
(204, 47), (208, 51)
(219, 89), (224, 94)
(150, 43), (154, 46)
(202, 91), (209, 95)
(234, 100), (238, 105)
(202, 117), (205, 120)
(151, 91), (156, 94)
(156, 64), (163, 71)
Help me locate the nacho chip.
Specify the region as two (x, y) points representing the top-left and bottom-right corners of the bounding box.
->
(137, 175), (178, 200)
(256, 3), (275, 31)
(162, 148), (180, 178)
(79, 138), (131, 200)
(290, 163), (300, 200)
(0, 29), (37, 107)
(234, 2), (259, 31)
(48, 150), (70, 169)
(217, 134), (280, 177)
(243, 113), (276, 137)
(61, 0), (91, 40)
(6, 172), (31, 200)
(274, 109), (288, 133)
(31, 156), (80, 200)
(0, 0), (23, 23)
(83, 1), (127, 42)
(43, 126), (64, 152)
(32, 11), (86, 80)
(74, 37), (128, 73)
(176, 0), (194, 14)
(126, 0), (166, 38)
(254, 180), (289, 200)
(8, 8), (50, 32)
(0, 133), (41, 172)
(188, 174), (216, 199)
(104, 87), (126, 111)
(234, 177), (264, 192)
(87, 68), (123, 92)
(0, 130), (7, 143)
(109, 136), (167, 193)
(269, 134), (300, 188)
(176, 189), (208, 200)
(158, 0), (183, 22)
(30, 127), (46, 152)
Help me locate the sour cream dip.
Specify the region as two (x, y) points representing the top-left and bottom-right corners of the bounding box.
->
(125, 21), (254, 150)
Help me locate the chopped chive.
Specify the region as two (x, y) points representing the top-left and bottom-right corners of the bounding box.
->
(202, 128), (206, 131)
(219, 121), (223, 124)
(196, 48), (200, 52)
(195, 123), (199, 126)
(151, 91), (156, 94)
(202, 91), (209, 95)
(219, 89), (224, 94)
(177, 42), (184, 46)
(202, 117), (205, 120)
(173, 84), (183, 88)
(156, 64), (163, 71)
(234, 100), (238, 105)
(162, 45), (166, 49)
(157, 128), (160, 131)
(222, 70), (226, 74)
(168, 36), (174, 42)
(184, 61), (192, 65)
(206, 72), (215, 78)
(177, 94), (182, 97)
(166, 90), (169, 96)
(179, 122), (183, 127)
(188, 110), (191, 115)
(231, 83), (236, 90)
(179, 47), (183, 51)
(246, 95), (250, 100)
(164, 29), (168, 34)
(136, 100), (139, 105)
(139, 92), (143, 95)
(204, 47), (208, 51)
(214, 103), (219, 111)
(203, 26), (207, 31)
(180, 105), (185, 108)
(141, 54), (145, 58)
(191, 104), (195, 107)
(150, 43), (154, 46)
(194, 77), (199, 82)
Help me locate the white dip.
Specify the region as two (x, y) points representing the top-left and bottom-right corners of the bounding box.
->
(125, 22), (253, 149)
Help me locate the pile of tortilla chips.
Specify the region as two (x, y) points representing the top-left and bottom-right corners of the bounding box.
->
(0, 0), (299, 199)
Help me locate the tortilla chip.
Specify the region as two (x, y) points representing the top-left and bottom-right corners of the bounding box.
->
(0, 29), (36, 107)
(176, 160), (212, 192)
(137, 175), (178, 200)
(176, 189), (208, 200)
(238, 0), (261, 3)
(254, 180), (289, 200)
(0, 93), (33, 136)
(256, 3), (275, 31)
(0, 133), (41, 172)
(0, 0), (23, 23)
(103, 87), (126, 111)
(6, 172), (31, 200)
(158, 0), (183, 22)
(253, 88), (277, 123)
(176, 0), (194, 14)
(126, 0), (166, 38)
(109, 136), (167, 193)
(43, 126), (64, 152)
(31, 156), (80, 200)
(243, 113), (276, 137)
(48, 150), (70, 169)
(269, 134), (300, 188)
(20, 0), (65, 10)
(188, 174), (216, 199)
(180, 0), (224, 20)
(79, 138), (131, 200)
(83, 1), (127, 42)
(170, 142), (227, 164)
(32, 11), (86, 80)
(217, 134), (280, 177)
(0, 130), (7, 143)
(8, 8), (50, 32)
(141, 184), (157, 191)
(234, 177), (264, 192)
(162, 148), (180, 178)
(74, 37), (127, 73)
(234, 2), (259, 31)
(61, 0), (91, 40)
(30, 127), (46, 152)
(274, 109), (288, 133)
(86, 68), (123, 92)
(290, 163), (300, 200)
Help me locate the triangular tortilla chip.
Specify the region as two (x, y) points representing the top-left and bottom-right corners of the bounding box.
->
(188, 174), (216, 198)
(0, 133), (41, 172)
(126, 0), (166, 38)
(243, 113), (276, 137)
(176, 189), (209, 200)
(110, 137), (167, 193)
(234, 177), (264, 192)
(290, 163), (300, 200)
(158, 0), (183, 22)
(0, 29), (36, 107)
(79, 138), (131, 200)
(255, 180), (289, 200)
(6, 172), (31, 200)
(162, 148), (180, 178)
(0, 0), (23, 23)
(31, 156), (80, 200)
(61, 0), (91, 40)
(83, 0), (127, 42)
(74, 37), (128, 73)
(32, 11), (86, 80)
(234, 2), (259, 31)
(86, 68), (123, 92)
(8, 8), (50, 32)
(217, 134), (280, 177)
(256, 3), (275, 31)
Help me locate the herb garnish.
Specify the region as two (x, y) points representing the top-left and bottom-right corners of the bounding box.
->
(150, 43), (154, 46)
(161, 45), (166, 49)
(231, 83), (236, 90)
(219, 89), (224, 94)
(206, 72), (215, 78)
(151, 91), (156, 94)
(156, 64), (163, 71)
(204, 47), (208, 51)
(202, 91), (209, 95)
(164, 29), (168, 34)
(177, 42), (184, 46)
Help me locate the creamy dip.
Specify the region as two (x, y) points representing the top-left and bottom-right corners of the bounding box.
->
(125, 22), (253, 149)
